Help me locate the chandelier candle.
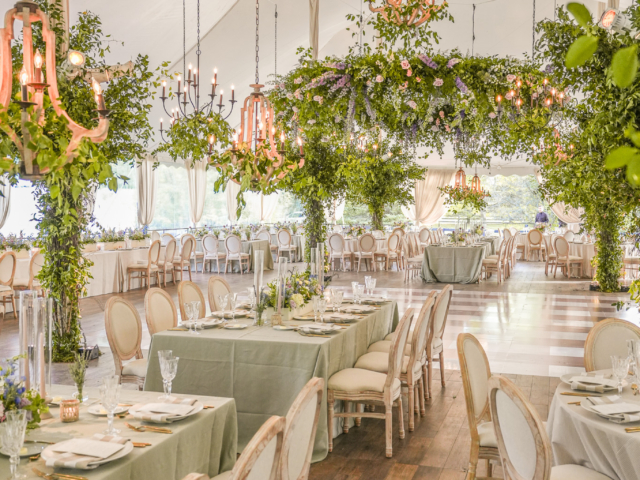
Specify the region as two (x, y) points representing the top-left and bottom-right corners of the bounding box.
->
(20, 67), (28, 101)
(33, 49), (42, 83)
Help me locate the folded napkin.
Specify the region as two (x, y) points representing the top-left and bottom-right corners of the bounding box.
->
(212, 310), (250, 319)
(301, 324), (338, 334)
(130, 397), (197, 423)
(587, 396), (640, 423)
(343, 305), (375, 313)
(46, 434), (128, 470)
(326, 312), (358, 320)
(570, 373), (616, 393)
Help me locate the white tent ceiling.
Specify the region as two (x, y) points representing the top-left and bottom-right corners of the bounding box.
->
(1, 0), (626, 175)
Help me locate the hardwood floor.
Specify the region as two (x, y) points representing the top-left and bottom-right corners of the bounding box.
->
(0, 259), (635, 479)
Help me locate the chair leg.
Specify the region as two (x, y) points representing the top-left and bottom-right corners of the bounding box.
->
(188, 265), (192, 281)
(355, 403), (363, 427)
(487, 459), (493, 477)
(385, 402), (393, 458)
(327, 391), (334, 453)
(343, 401), (351, 433)
(408, 384), (415, 432)
(439, 352), (446, 387)
(428, 361), (433, 398)
(418, 379), (426, 416)
(397, 395), (405, 440)
(423, 364), (429, 399)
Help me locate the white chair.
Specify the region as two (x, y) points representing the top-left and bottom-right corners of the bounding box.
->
(182, 233), (204, 272)
(355, 233), (377, 272)
(158, 238), (177, 287)
(488, 375), (611, 480)
(208, 275), (232, 312)
(126, 240), (161, 290)
(564, 230), (575, 242)
(0, 251), (17, 318)
(553, 236), (583, 278)
(402, 236), (423, 281)
(527, 229), (543, 262)
(198, 416), (286, 480)
(161, 232), (175, 246)
(279, 378), (324, 480)
(584, 318), (640, 372)
(385, 234), (401, 271)
(225, 235), (250, 274)
(13, 252), (45, 295)
(328, 233), (351, 272)
(257, 229), (278, 258)
(277, 229), (297, 262)
(144, 288), (178, 335)
(373, 229), (385, 239)
(150, 231), (161, 243)
(327, 308), (413, 458)
(104, 296), (147, 390)
(174, 236), (195, 281)
(202, 234), (226, 273)
(177, 280), (207, 321)
(503, 229), (512, 241)
(418, 227), (430, 248)
(542, 235), (557, 277)
(482, 239), (507, 284)
(457, 333), (500, 480)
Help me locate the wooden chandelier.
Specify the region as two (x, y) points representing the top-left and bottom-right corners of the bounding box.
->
(369, 0), (446, 28)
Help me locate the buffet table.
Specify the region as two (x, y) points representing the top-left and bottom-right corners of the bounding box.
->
(144, 301), (400, 462)
(420, 245), (486, 284)
(4, 384), (237, 480)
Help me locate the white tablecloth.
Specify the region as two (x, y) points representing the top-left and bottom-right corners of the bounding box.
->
(568, 242), (596, 278)
(516, 232), (551, 260)
(548, 380), (640, 480)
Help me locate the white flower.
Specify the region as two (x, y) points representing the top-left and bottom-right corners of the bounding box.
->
(407, 100), (417, 109)
(489, 112), (497, 119)
(286, 93), (293, 100)
(294, 77), (303, 84)
(433, 78), (444, 87)
(431, 125), (439, 131)
(308, 119), (316, 124)
(506, 74), (517, 82)
(292, 106), (299, 112)
(313, 95), (323, 104)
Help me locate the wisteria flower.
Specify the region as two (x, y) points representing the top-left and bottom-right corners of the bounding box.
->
(433, 78), (444, 87)
(376, 75), (384, 82)
(407, 69), (412, 77)
(294, 77), (303, 84)
(407, 100), (417, 109)
(506, 74), (517, 82)
(439, 111), (445, 118)
(489, 112), (497, 119)
(431, 125), (439, 131)
(455, 76), (469, 94)
(401, 59), (411, 69)
(418, 54), (439, 69)
(447, 58), (461, 68)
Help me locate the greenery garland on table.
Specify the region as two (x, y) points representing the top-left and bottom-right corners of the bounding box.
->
(0, 2), (167, 360)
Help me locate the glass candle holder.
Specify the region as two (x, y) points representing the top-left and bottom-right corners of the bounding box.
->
(60, 399), (80, 423)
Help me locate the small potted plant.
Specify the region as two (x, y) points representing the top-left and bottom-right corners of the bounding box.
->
(69, 353), (89, 403)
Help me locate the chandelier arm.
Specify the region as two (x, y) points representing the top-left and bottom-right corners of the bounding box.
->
(0, 14), (15, 110)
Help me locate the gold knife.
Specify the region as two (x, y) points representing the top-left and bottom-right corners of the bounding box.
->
(560, 392), (602, 397)
(32, 468), (89, 480)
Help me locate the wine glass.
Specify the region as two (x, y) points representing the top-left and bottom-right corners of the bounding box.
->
(351, 281), (358, 304)
(369, 278), (377, 296)
(317, 298), (327, 323)
(333, 290), (343, 313)
(228, 293), (237, 322)
(183, 302), (194, 333)
(99, 375), (121, 435)
(218, 294), (228, 321)
(159, 355), (179, 401)
(364, 276), (371, 297)
(190, 300), (201, 335)
(158, 350), (173, 400)
(356, 284), (365, 304)
(0, 410), (27, 480)
(247, 287), (257, 311)
(611, 355), (631, 394)
(312, 295), (320, 323)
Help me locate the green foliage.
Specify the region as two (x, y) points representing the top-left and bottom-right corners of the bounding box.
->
(440, 184), (490, 214)
(565, 35), (599, 68)
(1, 356), (49, 429)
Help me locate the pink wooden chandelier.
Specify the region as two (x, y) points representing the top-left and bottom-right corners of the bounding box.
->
(369, 0), (446, 27)
(0, 0), (109, 180)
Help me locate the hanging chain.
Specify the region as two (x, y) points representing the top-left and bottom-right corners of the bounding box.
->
(472, 4), (476, 57)
(196, 0), (201, 55)
(183, 0), (186, 80)
(554, 0), (557, 21)
(275, 5), (278, 79)
(359, 0), (363, 55)
(532, 0), (536, 60)
(255, 0), (260, 84)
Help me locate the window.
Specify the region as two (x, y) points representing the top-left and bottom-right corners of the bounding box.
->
(1, 179), (38, 236)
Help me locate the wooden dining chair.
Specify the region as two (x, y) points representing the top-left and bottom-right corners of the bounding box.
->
(0, 251), (17, 318)
(189, 416), (287, 480)
(457, 333), (500, 480)
(402, 236), (423, 282)
(488, 375), (610, 480)
(584, 318), (640, 372)
(13, 252), (45, 296)
(157, 238), (177, 287)
(564, 230), (575, 242)
(174, 236), (195, 281)
(177, 280), (207, 321)
(328, 233), (351, 272)
(104, 296), (147, 390)
(553, 236), (582, 278)
(182, 233), (204, 272)
(418, 227), (430, 247)
(425, 285), (453, 398)
(277, 229), (297, 262)
(202, 234), (226, 273)
(356, 233), (377, 272)
(208, 275), (233, 312)
(279, 378), (324, 480)
(225, 235), (250, 274)
(161, 232), (175, 246)
(542, 235), (556, 276)
(527, 229), (543, 262)
(356, 298), (435, 431)
(482, 240), (507, 284)
(385, 233), (401, 271)
(327, 308), (413, 458)
(127, 239), (161, 290)
(144, 288), (178, 335)
(150, 231), (161, 243)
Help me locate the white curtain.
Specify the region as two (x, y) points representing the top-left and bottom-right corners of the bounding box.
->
(260, 193), (279, 222)
(309, 0), (319, 60)
(137, 154), (157, 226)
(401, 169), (456, 225)
(226, 180), (241, 225)
(534, 170), (584, 224)
(0, 178), (10, 229)
(185, 159), (207, 225)
(325, 199), (345, 223)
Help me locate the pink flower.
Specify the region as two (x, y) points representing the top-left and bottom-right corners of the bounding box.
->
(439, 111), (445, 118)
(376, 75), (384, 82)
(445, 125), (450, 132)
(507, 74), (516, 82)
(489, 112), (497, 119)
(407, 69), (412, 77)
(399, 82), (408, 91)
(416, 77), (422, 83)
(286, 93), (293, 100)
(401, 60), (410, 69)
(407, 100), (417, 109)
(436, 118), (440, 125)
(294, 77), (303, 84)
(505, 92), (513, 100)
(433, 78), (443, 87)
(313, 95), (323, 104)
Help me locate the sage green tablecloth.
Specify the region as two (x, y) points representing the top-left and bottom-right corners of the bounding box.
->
(144, 302), (399, 462)
(2, 385), (237, 480)
(421, 245), (486, 284)
(478, 237), (500, 256)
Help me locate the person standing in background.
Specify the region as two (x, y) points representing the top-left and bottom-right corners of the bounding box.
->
(535, 206), (549, 225)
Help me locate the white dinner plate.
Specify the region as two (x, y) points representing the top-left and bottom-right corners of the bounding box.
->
(129, 400), (203, 422)
(273, 325), (296, 331)
(224, 323), (248, 330)
(1, 442), (49, 457)
(88, 405), (129, 416)
(41, 440), (134, 468)
(560, 374), (626, 391)
(324, 315), (359, 323)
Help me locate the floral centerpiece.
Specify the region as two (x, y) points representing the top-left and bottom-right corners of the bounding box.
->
(265, 271), (322, 320)
(474, 225), (484, 235)
(536, 224), (547, 233)
(393, 221), (410, 231)
(226, 227), (242, 238)
(0, 232), (33, 257)
(274, 221), (292, 232)
(451, 230), (468, 244)
(1, 356), (49, 429)
(189, 226), (210, 239)
(347, 224), (366, 237)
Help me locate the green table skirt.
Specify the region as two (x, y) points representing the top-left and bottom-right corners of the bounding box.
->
(421, 245), (486, 284)
(144, 302), (399, 462)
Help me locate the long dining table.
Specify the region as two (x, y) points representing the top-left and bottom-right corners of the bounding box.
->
(144, 301), (400, 462)
(420, 245), (486, 284)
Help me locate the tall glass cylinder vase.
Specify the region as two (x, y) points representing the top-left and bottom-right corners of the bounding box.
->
(315, 243), (325, 292)
(18, 291), (52, 400)
(309, 247), (319, 282)
(273, 257), (288, 325)
(253, 249), (264, 297)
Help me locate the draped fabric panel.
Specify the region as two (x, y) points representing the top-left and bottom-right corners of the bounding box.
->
(226, 180), (241, 225)
(534, 170), (584, 224)
(401, 169), (456, 225)
(137, 154), (157, 226)
(260, 193), (279, 222)
(185, 159), (207, 225)
(309, 0), (319, 60)
(325, 199), (345, 223)
(0, 178), (10, 229)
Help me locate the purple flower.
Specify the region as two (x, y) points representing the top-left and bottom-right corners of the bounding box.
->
(447, 58), (461, 68)
(455, 77), (468, 94)
(418, 54), (439, 69)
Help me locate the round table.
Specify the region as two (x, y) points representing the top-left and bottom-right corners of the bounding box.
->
(547, 379), (640, 480)
(568, 242), (596, 278)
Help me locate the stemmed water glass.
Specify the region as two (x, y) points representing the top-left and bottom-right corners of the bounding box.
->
(332, 290), (343, 313)
(159, 353), (179, 401)
(364, 276), (372, 297)
(317, 298), (327, 323)
(312, 295), (320, 323)
(369, 278), (377, 296)
(190, 300), (201, 335)
(227, 293), (237, 322)
(0, 410), (27, 480)
(611, 355), (631, 394)
(351, 281), (358, 304)
(247, 287), (257, 311)
(183, 302), (194, 333)
(99, 375), (121, 435)
(217, 294), (228, 321)
(356, 284), (365, 304)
